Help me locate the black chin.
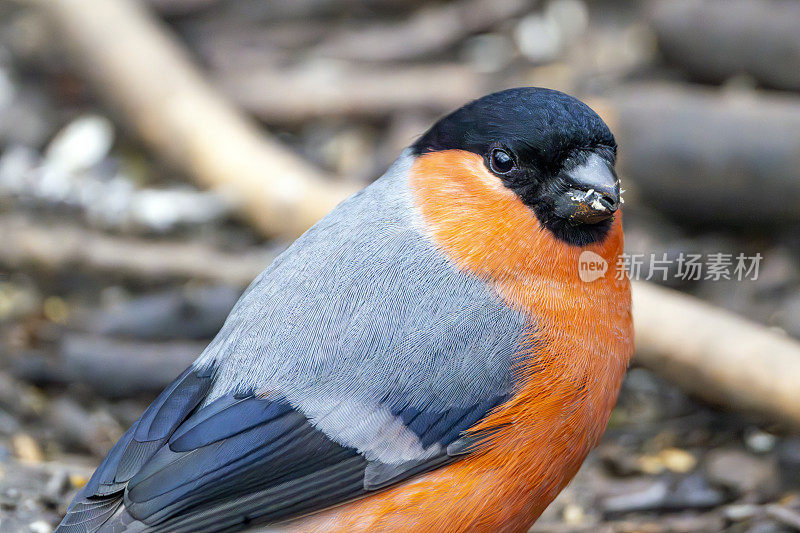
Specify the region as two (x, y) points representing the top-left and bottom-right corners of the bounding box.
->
(504, 172), (615, 246)
(531, 201), (614, 246)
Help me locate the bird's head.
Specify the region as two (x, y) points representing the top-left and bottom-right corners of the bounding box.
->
(412, 87), (619, 247)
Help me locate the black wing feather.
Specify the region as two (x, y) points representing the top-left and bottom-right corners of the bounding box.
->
(57, 368), (505, 532)
(58, 368), (212, 533)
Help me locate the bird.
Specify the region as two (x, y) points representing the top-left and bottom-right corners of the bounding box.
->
(56, 87), (634, 533)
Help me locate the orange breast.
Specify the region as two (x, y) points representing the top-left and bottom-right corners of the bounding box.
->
(288, 150), (634, 533)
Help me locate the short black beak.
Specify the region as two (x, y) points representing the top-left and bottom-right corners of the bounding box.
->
(553, 154), (619, 225)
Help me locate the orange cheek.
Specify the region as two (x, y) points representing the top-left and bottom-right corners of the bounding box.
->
(407, 149), (540, 280)
(407, 149), (626, 292)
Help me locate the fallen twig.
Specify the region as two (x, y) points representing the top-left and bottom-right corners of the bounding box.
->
(220, 63), (493, 123)
(16, 335), (205, 397)
(311, 0), (535, 62)
(80, 285), (241, 340)
(0, 213), (272, 286)
(632, 281), (800, 432)
(28, 0), (358, 238)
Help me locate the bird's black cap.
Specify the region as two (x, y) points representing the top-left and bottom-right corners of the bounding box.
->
(412, 87), (619, 246)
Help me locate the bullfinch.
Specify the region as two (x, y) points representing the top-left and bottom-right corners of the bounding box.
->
(56, 87), (633, 533)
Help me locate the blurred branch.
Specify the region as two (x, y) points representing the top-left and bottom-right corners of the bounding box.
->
(311, 0), (535, 62)
(27, 0), (357, 239)
(16, 335), (205, 397)
(648, 0), (800, 91)
(0, 214), (271, 286)
(633, 281), (800, 432)
(589, 84), (800, 227)
(220, 63), (491, 123)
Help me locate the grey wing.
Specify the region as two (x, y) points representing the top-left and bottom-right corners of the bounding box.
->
(57, 154), (530, 532)
(199, 155), (529, 421)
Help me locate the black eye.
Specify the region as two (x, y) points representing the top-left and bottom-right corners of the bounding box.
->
(490, 148), (515, 174)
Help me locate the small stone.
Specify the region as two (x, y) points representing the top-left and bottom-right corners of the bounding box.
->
(602, 473), (726, 516)
(515, 14), (563, 63)
(44, 115), (114, 176)
(42, 296), (70, 324)
(636, 454), (666, 475)
(745, 429), (778, 454)
(561, 502), (586, 525)
(68, 473), (89, 489)
(705, 448), (779, 499)
(126, 187), (231, 232)
(669, 473), (728, 509)
(723, 503), (760, 522)
(11, 434), (43, 464)
(28, 520), (52, 533)
(658, 447), (697, 473)
(631, 443), (692, 475)
(602, 479), (669, 514)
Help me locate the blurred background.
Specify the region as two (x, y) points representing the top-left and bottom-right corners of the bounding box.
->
(0, 0), (799, 531)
